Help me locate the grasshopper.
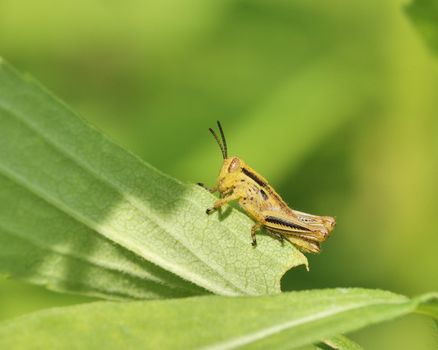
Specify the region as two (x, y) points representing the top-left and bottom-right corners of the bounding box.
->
(201, 121), (335, 253)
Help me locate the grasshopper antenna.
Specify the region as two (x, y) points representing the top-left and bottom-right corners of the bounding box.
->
(216, 120), (228, 158)
(209, 126), (226, 159)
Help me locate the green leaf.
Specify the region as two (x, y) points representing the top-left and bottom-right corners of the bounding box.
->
(0, 289), (435, 350)
(406, 0), (438, 55)
(416, 293), (438, 319)
(0, 58), (307, 299)
(318, 335), (363, 350)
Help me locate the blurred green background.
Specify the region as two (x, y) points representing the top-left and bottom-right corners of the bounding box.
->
(1, 0), (437, 348)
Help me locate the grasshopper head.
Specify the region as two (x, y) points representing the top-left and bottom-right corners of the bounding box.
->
(217, 156), (243, 193)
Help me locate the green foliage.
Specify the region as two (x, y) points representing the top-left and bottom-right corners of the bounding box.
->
(406, 0), (438, 54)
(0, 289), (435, 349)
(0, 59), (307, 300)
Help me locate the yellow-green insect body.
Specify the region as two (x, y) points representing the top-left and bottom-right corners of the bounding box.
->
(203, 121), (335, 254)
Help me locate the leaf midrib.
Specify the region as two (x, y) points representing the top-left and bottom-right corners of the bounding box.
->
(202, 297), (410, 350)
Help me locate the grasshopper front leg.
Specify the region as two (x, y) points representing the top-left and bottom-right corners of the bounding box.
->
(197, 183), (218, 193)
(206, 192), (240, 215)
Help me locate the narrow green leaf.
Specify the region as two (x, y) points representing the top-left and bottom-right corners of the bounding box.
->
(0, 58), (307, 299)
(406, 0), (438, 55)
(415, 292), (438, 319)
(318, 335), (363, 350)
(0, 289), (435, 350)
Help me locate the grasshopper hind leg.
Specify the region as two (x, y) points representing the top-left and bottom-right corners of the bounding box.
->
(266, 230), (285, 245)
(251, 224), (286, 247)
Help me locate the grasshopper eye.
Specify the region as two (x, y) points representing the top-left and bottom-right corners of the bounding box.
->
(228, 158), (240, 173)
